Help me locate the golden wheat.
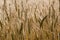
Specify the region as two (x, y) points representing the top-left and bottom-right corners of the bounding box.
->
(0, 0), (59, 40)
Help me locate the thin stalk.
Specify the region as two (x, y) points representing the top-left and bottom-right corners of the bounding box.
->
(59, 0), (60, 13)
(40, 15), (47, 29)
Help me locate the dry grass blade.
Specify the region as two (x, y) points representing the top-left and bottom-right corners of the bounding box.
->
(50, 1), (55, 32)
(28, 19), (30, 34)
(59, 0), (60, 12)
(58, 33), (60, 40)
(9, 4), (11, 17)
(3, 0), (10, 22)
(15, 0), (17, 11)
(34, 13), (37, 22)
(20, 1), (24, 18)
(0, 21), (3, 28)
(54, 16), (58, 28)
(51, 1), (55, 19)
(52, 33), (54, 40)
(46, 32), (49, 39)
(35, 32), (39, 40)
(25, 9), (28, 21)
(19, 22), (23, 34)
(34, 6), (37, 22)
(38, 18), (41, 28)
(49, 7), (51, 18)
(40, 15), (47, 28)
(17, 6), (20, 18)
(11, 33), (14, 40)
(50, 20), (54, 32)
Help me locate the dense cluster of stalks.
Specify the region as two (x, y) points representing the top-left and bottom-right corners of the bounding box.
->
(0, 0), (60, 40)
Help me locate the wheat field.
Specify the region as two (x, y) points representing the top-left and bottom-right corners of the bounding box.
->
(0, 0), (60, 40)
